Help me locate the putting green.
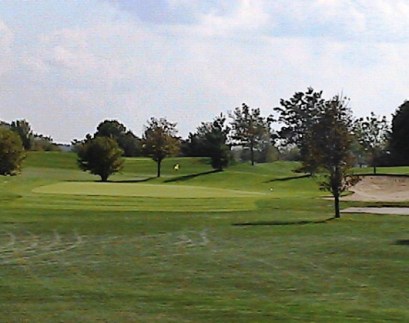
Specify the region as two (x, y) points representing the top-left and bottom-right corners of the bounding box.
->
(33, 182), (267, 198)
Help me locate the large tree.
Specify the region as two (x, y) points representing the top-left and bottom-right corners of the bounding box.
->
(390, 101), (409, 165)
(10, 119), (33, 150)
(95, 120), (127, 138)
(274, 88), (325, 173)
(190, 114), (231, 171)
(142, 118), (180, 177)
(77, 136), (124, 182)
(0, 128), (26, 175)
(353, 112), (389, 174)
(229, 103), (272, 166)
(307, 96), (357, 218)
(94, 120), (141, 157)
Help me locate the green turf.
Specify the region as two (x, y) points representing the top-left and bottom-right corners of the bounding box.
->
(0, 152), (407, 322)
(33, 182), (267, 198)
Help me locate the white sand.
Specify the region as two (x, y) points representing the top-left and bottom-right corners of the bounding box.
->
(342, 175), (409, 215)
(343, 176), (409, 202)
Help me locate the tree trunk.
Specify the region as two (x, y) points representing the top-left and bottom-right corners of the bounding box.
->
(372, 150), (377, 175)
(101, 174), (108, 182)
(334, 193), (340, 218)
(250, 140), (255, 166)
(157, 159), (162, 178)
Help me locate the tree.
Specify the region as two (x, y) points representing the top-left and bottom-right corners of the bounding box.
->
(192, 114), (231, 170)
(274, 88), (325, 173)
(142, 118), (180, 177)
(94, 120), (141, 157)
(239, 132), (279, 163)
(307, 96), (358, 218)
(0, 128), (26, 175)
(10, 119), (33, 150)
(95, 120), (127, 138)
(353, 112), (389, 174)
(77, 136), (124, 182)
(230, 103), (272, 166)
(390, 101), (409, 165)
(32, 134), (60, 151)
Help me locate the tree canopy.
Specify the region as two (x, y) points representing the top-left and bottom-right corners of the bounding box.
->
(0, 127), (26, 175)
(10, 119), (33, 150)
(94, 120), (141, 157)
(77, 136), (124, 182)
(142, 118), (180, 177)
(274, 88), (325, 172)
(229, 103), (272, 166)
(390, 101), (409, 165)
(190, 114), (231, 171)
(353, 112), (389, 174)
(307, 96), (357, 218)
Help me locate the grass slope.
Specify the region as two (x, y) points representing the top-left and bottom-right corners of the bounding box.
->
(0, 152), (407, 322)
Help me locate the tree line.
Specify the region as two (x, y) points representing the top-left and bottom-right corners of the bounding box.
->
(2, 87), (409, 217)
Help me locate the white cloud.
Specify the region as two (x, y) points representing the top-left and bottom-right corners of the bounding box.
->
(197, 0), (270, 36)
(1, 1), (409, 143)
(0, 20), (14, 76)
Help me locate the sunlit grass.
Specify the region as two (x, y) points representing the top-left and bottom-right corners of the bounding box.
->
(0, 152), (407, 321)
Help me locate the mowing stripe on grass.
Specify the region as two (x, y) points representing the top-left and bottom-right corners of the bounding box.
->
(33, 182), (267, 198)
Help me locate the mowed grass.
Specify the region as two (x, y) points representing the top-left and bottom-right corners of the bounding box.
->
(0, 152), (408, 322)
(33, 182), (267, 198)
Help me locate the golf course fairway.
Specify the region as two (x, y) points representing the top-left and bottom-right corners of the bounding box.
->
(1, 152), (407, 321)
(33, 181), (268, 198)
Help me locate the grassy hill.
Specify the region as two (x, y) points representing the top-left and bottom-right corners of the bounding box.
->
(0, 152), (407, 321)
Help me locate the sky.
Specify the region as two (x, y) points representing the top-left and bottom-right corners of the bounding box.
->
(1, 0), (409, 143)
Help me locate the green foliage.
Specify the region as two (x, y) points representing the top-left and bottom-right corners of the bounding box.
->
(353, 112), (390, 174)
(95, 120), (141, 157)
(239, 140), (279, 163)
(32, 134), (60, 151)
(230, 103), (273, 166)
(142, 117), (180, 177)
(77, 136), (124, 182)
(275, 88), (325, 173)
(9, 119), (60, 152)
(186, 114), (231, 170)
(10, 119), (33, 150)
(307, 95), (356, 218)
(390, 100), (409, 165)
(0, 127), (26, 175)
(278, 146), (301, 161)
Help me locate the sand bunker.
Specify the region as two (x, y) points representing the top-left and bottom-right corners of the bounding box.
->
(343, 207), (409, 215)
(343, 175), (409, 202)
(342, 175), (409, 214)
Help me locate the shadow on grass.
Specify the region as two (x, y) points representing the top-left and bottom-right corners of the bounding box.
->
(164, 170), (220, 183)
(265, 174), (311, 183)
(233, 217), (335, 226)
(65, 177), (157, 183)
(113, 177), (157, 183)
(394, 239), (409, 246)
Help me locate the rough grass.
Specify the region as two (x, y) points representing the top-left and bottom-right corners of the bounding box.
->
(0, 152), (407, 322)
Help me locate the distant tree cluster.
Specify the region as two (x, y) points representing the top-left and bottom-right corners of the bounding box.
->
(0, 119), (61, 175)
(94, 120), (141, 157)
(8, 119), (60, 152)
(4, 87), (409, 218)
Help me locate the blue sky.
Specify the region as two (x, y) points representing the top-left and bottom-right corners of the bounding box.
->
(1, 0), (409, 143)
